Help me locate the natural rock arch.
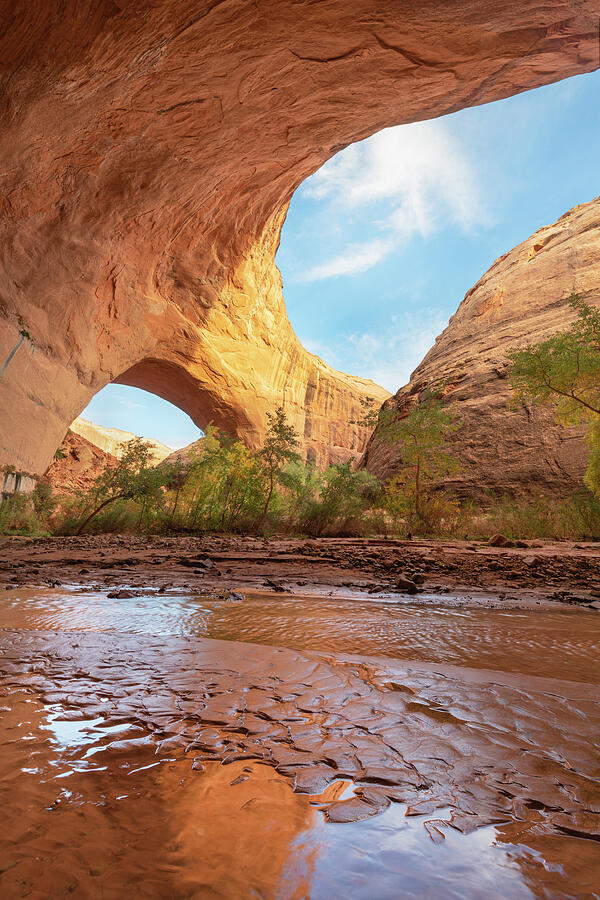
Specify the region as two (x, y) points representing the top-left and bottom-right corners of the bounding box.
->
(114, 359), (251, 441)
(0, 0), (598, 477)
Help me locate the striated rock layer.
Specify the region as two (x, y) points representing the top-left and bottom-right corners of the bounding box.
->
(71, 417), (173, 465)
(44, 431), (118, 496)
(1, 1), (598, 478)
(364, 197), (600, 498)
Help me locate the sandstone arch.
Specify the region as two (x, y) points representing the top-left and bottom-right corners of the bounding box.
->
(1, 0), (598, 478)
(114, 358), (248, 440)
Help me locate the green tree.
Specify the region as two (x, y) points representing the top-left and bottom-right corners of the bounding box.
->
(258, 407), (301, 521)
(312, 462), (381, 536)
(375, 390), (460, 529)
(162, 460), (188, 526)
(76, 437), (164, 534)
(182, 427), (265, 532)
(508, 293), (600, 496)
(32, 478), (57, 520)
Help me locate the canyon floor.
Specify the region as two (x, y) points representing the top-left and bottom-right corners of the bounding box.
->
(1, 535), (599, 898)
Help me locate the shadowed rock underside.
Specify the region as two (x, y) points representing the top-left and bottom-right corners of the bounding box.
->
(1, 0), (598, 478)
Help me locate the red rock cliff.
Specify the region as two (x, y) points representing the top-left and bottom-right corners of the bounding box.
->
(364, 197), (600, 498)
(1, 1), (598, 477)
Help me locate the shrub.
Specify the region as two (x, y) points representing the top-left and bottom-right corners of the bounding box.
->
(0, 492), (50, 536)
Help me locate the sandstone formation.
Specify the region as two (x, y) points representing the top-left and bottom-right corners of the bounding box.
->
(1, 1), (598, 480)
(71, 417), (173, 465)
(163, 438), (206, 467)
(44, 431), (117, 495)
(364, 197), (600, 498)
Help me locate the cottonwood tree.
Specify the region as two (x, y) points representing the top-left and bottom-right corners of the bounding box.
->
(258, 406), (301, 521)
(364, 390), (460, 532)
(508, 293), (600, 496)
(76, 437), (164, 533)
(307, 461), (381, 536)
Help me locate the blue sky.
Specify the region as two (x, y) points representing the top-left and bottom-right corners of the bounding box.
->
(84, 69), (600, 448)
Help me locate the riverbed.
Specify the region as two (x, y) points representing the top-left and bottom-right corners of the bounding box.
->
(1, 572), (599, 899)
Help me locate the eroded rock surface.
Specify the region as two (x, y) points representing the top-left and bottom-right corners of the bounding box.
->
(70, 417), (173, 464)
(43, 430), (117, 495)
(365, 197), (600, 497)
(1, 1), (598, 477)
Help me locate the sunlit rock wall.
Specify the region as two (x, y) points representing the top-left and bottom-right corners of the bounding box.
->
(1, 0), (598, 478)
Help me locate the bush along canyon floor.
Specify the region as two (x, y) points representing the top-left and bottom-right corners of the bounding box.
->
(0, 532), (598, 898)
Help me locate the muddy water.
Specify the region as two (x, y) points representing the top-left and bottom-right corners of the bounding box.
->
(1, 587), (599, 898)
(0, 585), (598, 682)
(0, 689), (538, 900)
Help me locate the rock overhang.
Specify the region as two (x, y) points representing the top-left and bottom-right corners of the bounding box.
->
(1, 0), (598, 477)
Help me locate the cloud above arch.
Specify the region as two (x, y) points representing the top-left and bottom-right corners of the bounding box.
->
(295, 119), (487, 281)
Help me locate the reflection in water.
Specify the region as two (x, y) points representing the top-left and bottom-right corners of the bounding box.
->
(1, 689), (547, 900)
(0, 587), (599, 898)
(1, 585), (599, 682)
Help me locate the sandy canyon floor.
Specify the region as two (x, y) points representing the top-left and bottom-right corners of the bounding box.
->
(0, 535), (599, 898)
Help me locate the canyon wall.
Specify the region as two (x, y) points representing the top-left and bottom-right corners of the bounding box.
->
(364, 197), (600, 499)
(1, 0), (599, 479)
(70, 418), (173, 465)
(44, 432), (118, 496)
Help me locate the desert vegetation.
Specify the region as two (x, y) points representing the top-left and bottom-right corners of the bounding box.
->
(509, 293), (600, 497)
(2, 299), (600, 541)
(3, 339), (600, 543)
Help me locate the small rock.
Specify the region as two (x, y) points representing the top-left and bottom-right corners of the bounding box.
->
(106, 589), (136, 599)
(180, 557), (214, 569)
(487, 533), (517, 548)
(410, 573), (426, 585)
(396, 575), (418, 594)
(265, 579), (285, 592)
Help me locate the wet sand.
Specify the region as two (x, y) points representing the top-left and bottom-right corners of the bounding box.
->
(1, 535), (599, 897)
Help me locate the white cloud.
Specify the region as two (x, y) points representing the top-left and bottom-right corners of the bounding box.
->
(302, 309), (449, 393)
(297, 119), (486, 281)
(116, 393), (147, 410)
(297, 238), (393, 281)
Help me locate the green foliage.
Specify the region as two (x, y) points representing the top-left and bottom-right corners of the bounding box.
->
(509, 293), (600, 496)
(0, 491), (50, 536)
(15, 401), (600, 544)
(32, 479), (57, 520)
(300, 462), (382, 536)
(181, 427), (266, 532)
(466, 493), (600, 542)
(73, 437), (168, 534)
(374, 389), (461, 531)
(258, 406), (301, 520)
